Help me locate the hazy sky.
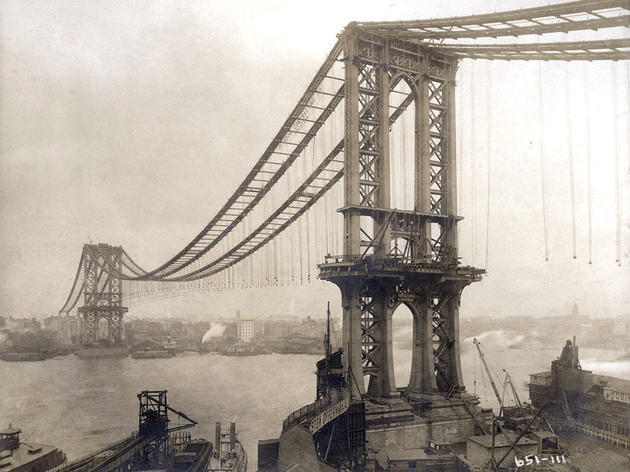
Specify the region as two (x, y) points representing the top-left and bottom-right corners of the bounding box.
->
(0, 0), (628, 320)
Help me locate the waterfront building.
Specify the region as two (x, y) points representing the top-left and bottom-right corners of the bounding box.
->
(237, 320), (254, 344)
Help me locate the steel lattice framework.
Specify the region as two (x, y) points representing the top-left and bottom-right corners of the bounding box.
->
(59, 0), (629, 396)
(77, 244), (128, 345)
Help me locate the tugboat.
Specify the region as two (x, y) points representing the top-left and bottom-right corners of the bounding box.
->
(207, 422), (247, 472)
(0, 424), (66, 472)
(167, 440), (213, 472)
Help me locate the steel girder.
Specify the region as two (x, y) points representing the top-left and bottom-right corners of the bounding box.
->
(433, 38), (630, 61)
(354, 0), (629, 41)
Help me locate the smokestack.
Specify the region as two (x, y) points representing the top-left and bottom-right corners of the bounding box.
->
(230, 422), (236, 451)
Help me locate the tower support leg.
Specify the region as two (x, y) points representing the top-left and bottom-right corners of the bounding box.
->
(340, 281), (365, 398)
(408, 291), (438, 394)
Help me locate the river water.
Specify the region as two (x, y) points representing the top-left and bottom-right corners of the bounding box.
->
(1, 340), (628, 468)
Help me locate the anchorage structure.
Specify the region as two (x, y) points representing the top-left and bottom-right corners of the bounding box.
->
(77, 243), (128, 345)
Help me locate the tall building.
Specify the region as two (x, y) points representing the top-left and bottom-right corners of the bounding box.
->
(237, 320), (254, 344)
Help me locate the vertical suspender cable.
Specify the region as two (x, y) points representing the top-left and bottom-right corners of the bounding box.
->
(323, 102), (331, 257)
(538, 61), (549, 262)
(273, 237), (278, 285)
(265, 243), (270, 286)
(470, 63), (477, 265)
(322, 186), (330, 255)
(457, 72), (463, 217)
(612, 62), (622, 266)
(485, 62), (492, 270)
(584, 63), (592, 265)
(305, 152), (312, 282)
(402, 107), (407, 208)
(565, 63), (577, 259)
(298, 199), (304, 284)
(249, 216), (254, 285)
(312, 138), (320, 264)
(334, 165), (338, 256)
(288, 169), (295, 284)
(322, 158), (330, 255)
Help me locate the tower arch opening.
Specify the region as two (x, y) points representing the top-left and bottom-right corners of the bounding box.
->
(391, 303), (414, 389)
(97, 317), (110, 343)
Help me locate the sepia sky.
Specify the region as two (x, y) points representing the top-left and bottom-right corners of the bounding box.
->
(0, 0), (628, 320)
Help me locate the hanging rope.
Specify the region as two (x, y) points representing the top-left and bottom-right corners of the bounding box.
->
(612, 62), (622, 266)
(298, 204), (304, 284)
(584, 63), (593, 265)
(323, 185), (330, 255)
(485, 63), (492, 270)
(457, 75), (463, 215)
(303, 146), (312, 282)
(311, 139), (320, 265)
(287, 169), (295, 284)
(538, 61), (549, 262)
(470, 63), (477, 265)
(565, 63), (577, 260)
(473, 341), (478, 396)
(402, 106), (407, 209)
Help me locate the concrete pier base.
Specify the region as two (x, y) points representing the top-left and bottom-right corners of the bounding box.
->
(364, 394), (491, 454)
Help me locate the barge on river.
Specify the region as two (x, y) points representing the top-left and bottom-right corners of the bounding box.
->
(529, 337), (630, 449)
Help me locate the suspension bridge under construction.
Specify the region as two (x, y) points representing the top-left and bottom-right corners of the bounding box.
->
(52, 0), (628, 470)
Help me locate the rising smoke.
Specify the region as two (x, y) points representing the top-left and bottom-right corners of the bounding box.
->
(462, 330), (526, 350)
(202, 322), (226, 344)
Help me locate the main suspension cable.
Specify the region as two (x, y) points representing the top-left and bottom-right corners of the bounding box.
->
(59, 249), (85, 314)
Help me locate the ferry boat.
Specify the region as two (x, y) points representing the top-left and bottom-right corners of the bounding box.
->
(130, 338), (176, 359)
(529, 337), (630, 449)
(0, 351), (48, 362)
(219, 341), (270, 356)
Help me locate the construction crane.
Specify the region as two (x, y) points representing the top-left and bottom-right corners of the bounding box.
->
(502, 369), (523, 410)
(473, 338), (503, 412)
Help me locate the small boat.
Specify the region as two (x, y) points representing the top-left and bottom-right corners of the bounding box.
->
(0, 424), (66, 472)
(208, 422), (247, 472)
(167, 440), (213, 472)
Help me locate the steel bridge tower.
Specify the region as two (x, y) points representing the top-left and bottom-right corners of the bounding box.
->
(78, 243), (128, 346)
(319, 26), (483, 399)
